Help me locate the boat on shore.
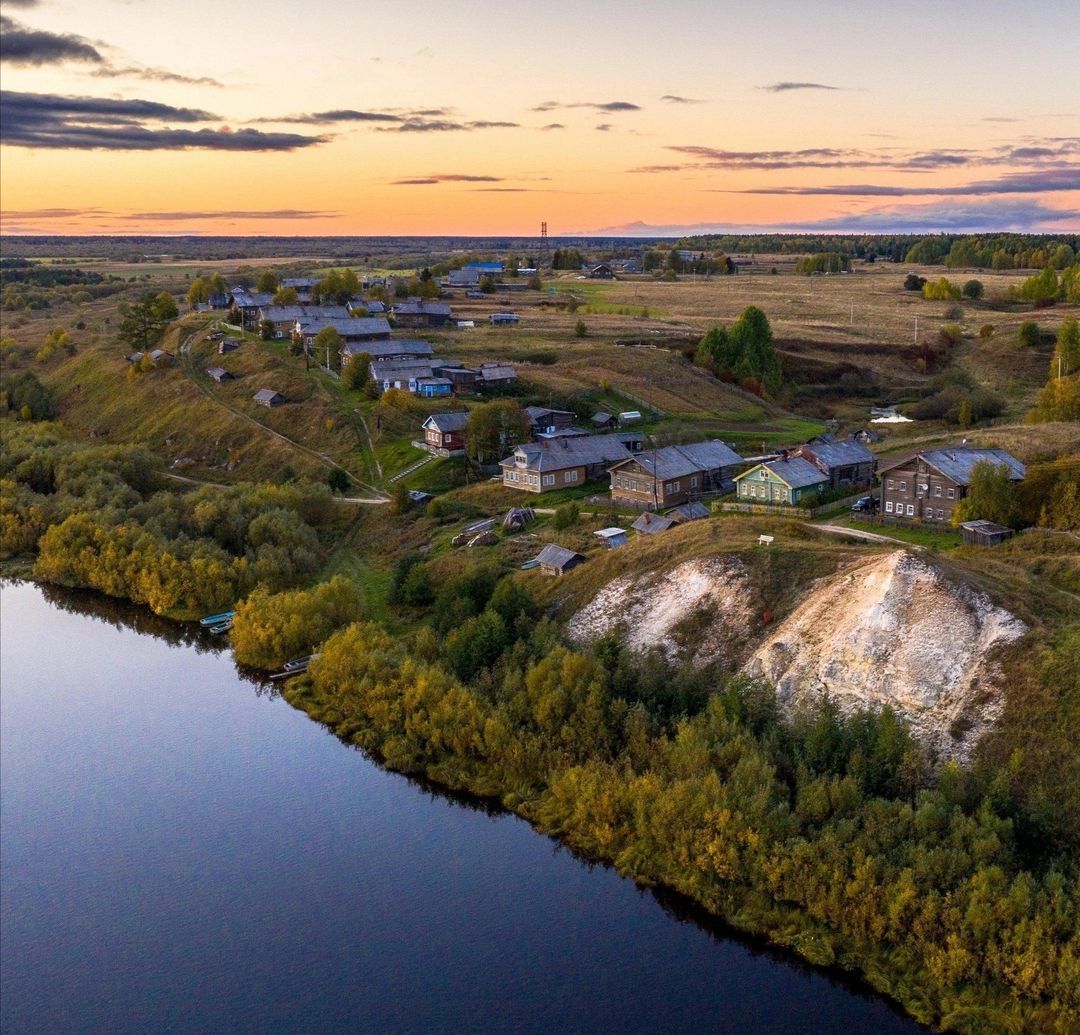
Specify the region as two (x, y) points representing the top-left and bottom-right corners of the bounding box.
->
(199, 610), (235, 627)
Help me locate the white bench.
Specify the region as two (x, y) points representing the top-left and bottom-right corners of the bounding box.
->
(757, 534), (775, 546)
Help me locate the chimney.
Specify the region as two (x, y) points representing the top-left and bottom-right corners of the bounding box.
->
(643, 512), (650, 524)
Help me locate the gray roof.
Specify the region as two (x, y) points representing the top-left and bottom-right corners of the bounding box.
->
(524, 406), (573, 422)
(801, 439), (875, 469)
(206, 367), (231, 379)
(501, 433), (633, 473)
(448, 269), (480, 285)
(253, 389), (284, 403)
(961, 520), (1013, 534)
(423, 411), (470, 433)
(348, 298), (386, 313)
(259, 304), (349, 324)
(632, 512), (676, 535)
(297, 316), (391, 339)
(670, 501), (711, 521)
(535, 544), (583, 569)
(281, 277), (318, 289)
(756, 456), (829, 489)
(371, 358), (436, 382)
(592, 411), (613, 424)
(230, 289), (274, 308)
(921, 448), (1026, 485)
(479, 364), (516, 380)
(611, 440), (741, 481)
(342, 339), (433, 360)
(393, 299), (452, 317)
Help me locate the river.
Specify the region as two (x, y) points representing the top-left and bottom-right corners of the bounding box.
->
(0, 581), (922, 1034)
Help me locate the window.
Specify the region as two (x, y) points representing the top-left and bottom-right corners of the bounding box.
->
(887, 479), (894, 489)
(566, 470), (578, 483)
(670, 481), (680, 492)
(936, 509), (944, 521)
(934, 485), (942, 497)
(690, 476), (698, 488)
(899, 482), (907, 493)
(906, 504), (915, 516)
(885, 501), (893, 513)
(947, 487), (955, 498)
(542, 474), (555, 486)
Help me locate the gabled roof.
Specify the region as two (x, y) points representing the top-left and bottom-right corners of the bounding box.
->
(920, 448), (1026, 484)
(961, 519), (1013, 534)
(670, 501), (710, 521)
(524, 405), (573, 422)
(501, 433), (632, 473)
(297, 316), (391, 338)
(423, 411), (470, 433)
(535, 544), (582, 569)
(393, 299), (452, 317)
(800, 439), (875, 469)
(253, 389), (284, 403)
(735, 456), (828, 489)
(342, 339), (433, 360)
(479, 364), (516, 380)
(259, 304), (348, 324)
(371, 359), (436, 382)
(230, 288), (274, 307)
(591, 411), (614, 424)
(610, 440), (741, 481)
(632, 512), (676, 535)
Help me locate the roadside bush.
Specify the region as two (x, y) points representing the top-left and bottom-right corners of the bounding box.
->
(962, 279), (984, 300)
(1018, 321), (1041, 348)
(553, 502), (580, 529)
(903, 274), (926, 291)
(979, 324), (995, 339)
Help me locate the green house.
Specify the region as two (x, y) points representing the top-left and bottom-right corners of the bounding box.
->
(734, 456), (829, 505)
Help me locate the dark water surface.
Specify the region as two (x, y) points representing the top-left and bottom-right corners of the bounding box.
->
(1, 581), (922, 1034)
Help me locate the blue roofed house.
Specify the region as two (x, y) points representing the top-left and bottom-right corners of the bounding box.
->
(734, 456), (829, 506)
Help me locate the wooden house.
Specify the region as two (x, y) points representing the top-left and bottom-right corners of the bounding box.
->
(669, 501), (710, 522)
(340, 339), (433, 367)
(878, 447), (1025, 523)
(591, 411), (617, 430)
(371, 358), (437, 393)
(500, 433), (636, 494)
(535, 544), (584, 576)
(589, 263), (615, 279)
(416, 377), (454, 398)
(796, 439), (876, 490)
(206, 367), (234, 383)
(218, 338), (242, 355)
(296, 316), (392, 350)
(422, 411), (469, 452)
(524, 406), (575, 436)
(489, 312), (519, 326)
(477, 363), (517, 389)
(608, 440), (742, 509)
(253, 389), (286, 408)
(434, 364), (479, 392)
(392, 299), (453, 329)
(734, 457), (829, 505)
(594, 527), (628, 548)
(631, 512), (676, 536)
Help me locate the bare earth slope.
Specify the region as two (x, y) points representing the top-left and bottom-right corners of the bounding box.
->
(745, 550), (1026, 759)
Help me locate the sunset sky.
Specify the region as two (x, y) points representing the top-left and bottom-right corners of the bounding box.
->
(1, 0), (1078, 236)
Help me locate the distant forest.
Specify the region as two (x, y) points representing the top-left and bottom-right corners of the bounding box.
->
(2, 233), (1078, 270)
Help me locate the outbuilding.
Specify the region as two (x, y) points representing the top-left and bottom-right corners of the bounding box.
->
(534, 544), (585, 576)
(593, 527), (628, 549)
(960, 520), (1014, 546)
(206, 367), (234, 382)
(253, 389), (286, 408)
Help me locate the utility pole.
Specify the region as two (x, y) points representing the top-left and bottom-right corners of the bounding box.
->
(914, 314), (919, 344)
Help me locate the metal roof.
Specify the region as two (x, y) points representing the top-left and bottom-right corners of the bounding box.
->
(670, 501), (710, 521)
(297, 316), (391, 338)
(342, 339), (433, 359)
(253, 389), (283, 402)
(611, 440), (741, 481)
(801, 439), (875, 468)
(535, 544), (582, 569)
(479, 365), (516, 380)
(258, 304), (348, 323)
(393, 300), (452, 317)
(921, 448), (1026, 484)
(737, 456), (828, 489)
(423, 411), (470, 432)
(501, 433), (632, 473)
(631, 513), (676, 534)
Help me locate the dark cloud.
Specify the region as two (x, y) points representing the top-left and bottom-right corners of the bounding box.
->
(0, 0), (42, 7)
(531, 99), (641, 113)
(262, 109), (403, 125)
(380, 117), (519, 132)
(539, 122), (565, 131)
(761, 81), (842, 92)
(392, 174), (503, 185)
(0, 15), (103, 64)
(89, 65), (224, 87)
(0, 206), (107, 219)
(124, 210), (340, 220)
(660, 94), (705, 104)
(983, 117), (1021, 123)
(595, 123), (612, 132)
(727, 168), (1080, 197)
(0, 90), (327, 150)
(786, 199), (1079, 233)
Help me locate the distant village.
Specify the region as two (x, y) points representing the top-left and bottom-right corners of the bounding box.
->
(174, 258), (1028, 564)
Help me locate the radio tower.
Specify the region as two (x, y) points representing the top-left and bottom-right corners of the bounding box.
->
(540, 220), (548, 252)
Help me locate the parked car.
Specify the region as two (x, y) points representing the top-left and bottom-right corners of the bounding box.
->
(851, 495), (877, 513)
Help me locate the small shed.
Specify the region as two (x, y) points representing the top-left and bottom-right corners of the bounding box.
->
(591, 411), (617, 429)
(589, 263), (615, 279)
(503, 507), (536, 531)
(489, 312), (520, 326)
(534, 544), (585, 576)
(617, 410), (642, 425)
(669, 501), (710, 522)
(960, 520), (1014, 547)
(632, 512), (676, 535)
(206, 367), (234, 383)
(253, 389), (286, 408)
(593, 527), (628, 549)
(408, 490), (435, 506)
(219, 338), (242, 354)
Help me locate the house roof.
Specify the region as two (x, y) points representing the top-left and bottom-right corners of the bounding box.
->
(736, 456), (828, 489)
(594, 527), (626, 540)
(920, 448), (1026, 484)
(524, 406), (573, 422)
(253, 389), (283, 403)
(230, 289), (274, 308)
(342, 339), (433, 360)
(801, 439), (875, 469)
(371, 359), (436, 382)
(535, 544), (582, 569)
(591, 411), (613, 424)
(961, 520), (1013, 535)
(259, 304), (349, 324)
(670, 501), (710, 521)
(610, 440), (742, 481)
(631, 512), (676, 534)
(297, 316), (391, 338)
(206, 367), (230, 379)
(416, 377), (453, 389)
(393, 299), (452, 317)
(500, 433), (633, 473)
(423, 411), (470, 433)
(479, 364), (516, 380)
(464, 261), (503, 272)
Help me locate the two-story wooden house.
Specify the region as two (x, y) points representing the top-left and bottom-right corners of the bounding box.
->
(500, 434), (637, 493)
(608, 440), (742, 509)
(796, 439), (876, 489)
(422, 411), (469, 454)
(877, 447), (1025, 523)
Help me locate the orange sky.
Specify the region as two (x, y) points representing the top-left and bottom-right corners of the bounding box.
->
(1, 0), (1077, 235)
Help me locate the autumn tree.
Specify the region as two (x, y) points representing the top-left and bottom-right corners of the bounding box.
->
(272, 286), (299, 305)
(256, 269), (280, 293)
(466, 400), (529, 463)
(313, 326), (343, 368)
(951, 461), (1021, 528)
(118, 291), (177, 353)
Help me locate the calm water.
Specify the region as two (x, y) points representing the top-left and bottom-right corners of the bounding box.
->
(0, 581), (922, 1034)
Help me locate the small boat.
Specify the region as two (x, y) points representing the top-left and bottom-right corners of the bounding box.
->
(520, 558), (540, 570)
(199, 610), (235, 627)
(283, 654), (317, 671)
(207, 619), (233, 635)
